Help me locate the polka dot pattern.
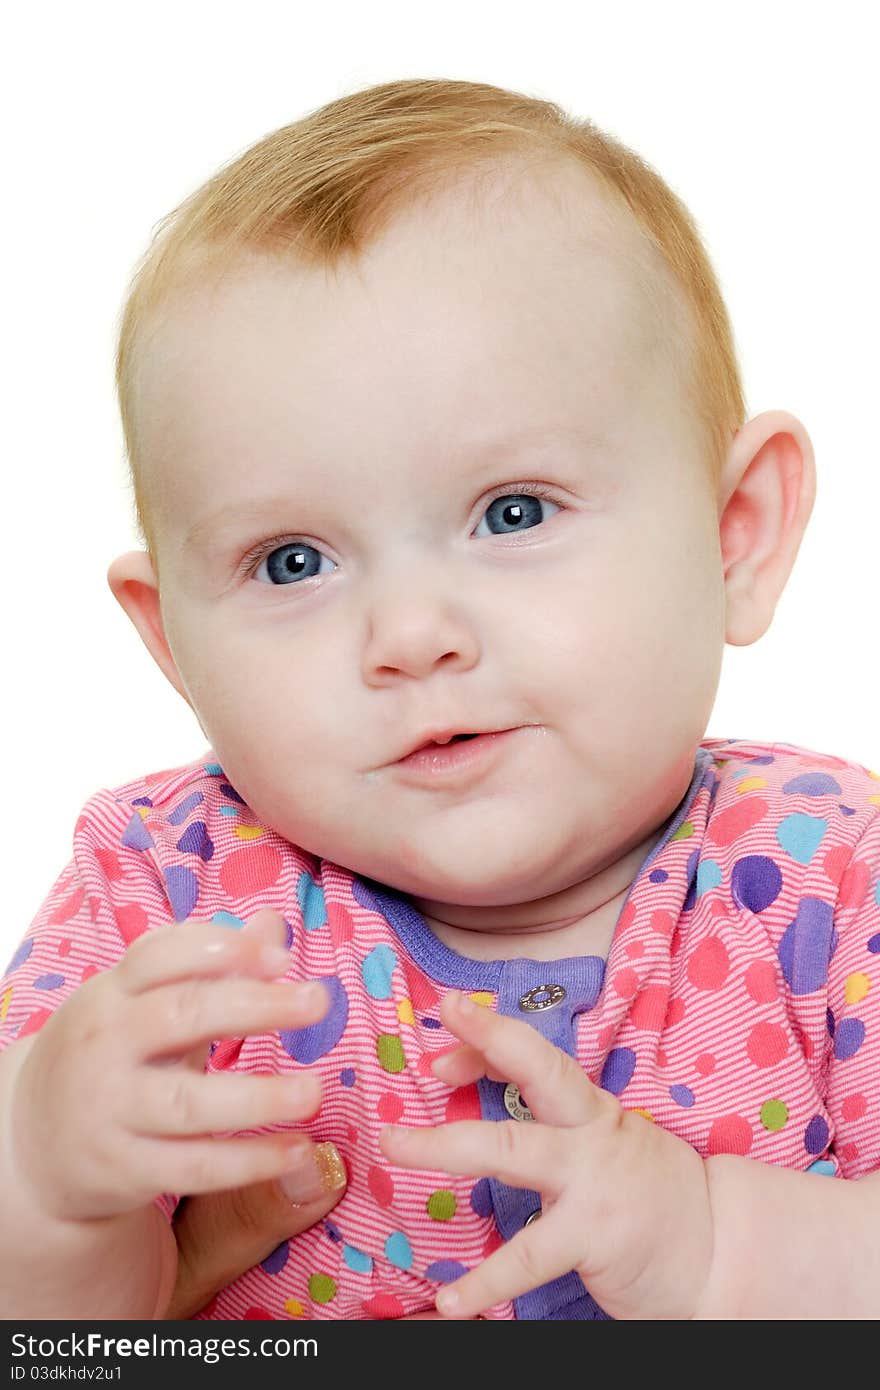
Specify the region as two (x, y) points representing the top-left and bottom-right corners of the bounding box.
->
(5, 736), (880, 1323)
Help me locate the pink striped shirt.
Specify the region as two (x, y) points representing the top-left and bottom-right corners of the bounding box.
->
(2, 737), (879, 1318)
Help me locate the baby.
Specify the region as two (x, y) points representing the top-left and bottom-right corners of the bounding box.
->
(2, 76), (879, 1322)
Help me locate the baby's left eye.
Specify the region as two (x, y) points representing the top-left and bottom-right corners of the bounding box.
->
(474, 493), (560, 537)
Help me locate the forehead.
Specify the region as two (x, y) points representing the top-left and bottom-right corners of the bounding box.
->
(133, 158), (689, 531)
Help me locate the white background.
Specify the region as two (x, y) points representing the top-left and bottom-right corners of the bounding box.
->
(3, 0), (878, 961)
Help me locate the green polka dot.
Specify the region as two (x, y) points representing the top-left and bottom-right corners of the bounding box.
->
(760, 1098), (788, 1131)
(308, 1273), (337, 1304)
(671, 820), (694, 841)
(427, 1190), (457, 1221)
(377, 1034), (406, 1073)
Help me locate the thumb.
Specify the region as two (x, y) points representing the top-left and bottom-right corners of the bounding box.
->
(163, 1141), (347, 1319)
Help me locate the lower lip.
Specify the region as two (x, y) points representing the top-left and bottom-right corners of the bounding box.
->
(393, 729), (520, 783)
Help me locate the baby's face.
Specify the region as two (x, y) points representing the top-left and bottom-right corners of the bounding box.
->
(128, 161), (727, 928)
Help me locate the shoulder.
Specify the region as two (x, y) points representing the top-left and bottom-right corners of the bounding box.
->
(73, 747), (317, 925)
(700, 736), (880, 860)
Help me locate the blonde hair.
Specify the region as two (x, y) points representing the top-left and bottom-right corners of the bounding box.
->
(114, 77), (746, 575)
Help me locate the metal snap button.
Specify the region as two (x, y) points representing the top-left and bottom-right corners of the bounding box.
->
(524, 1208), (542, 1226)
(517, 983), (566, 1012)
(503, 1082), (534, 1122)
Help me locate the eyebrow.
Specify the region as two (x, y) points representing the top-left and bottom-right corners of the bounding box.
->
(181, 423), (609, 556)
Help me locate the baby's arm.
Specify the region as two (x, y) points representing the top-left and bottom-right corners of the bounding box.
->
(0, 916), (328, 1319)
(697, 1154), (880, 1318)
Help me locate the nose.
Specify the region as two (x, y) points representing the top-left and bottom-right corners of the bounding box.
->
(361, 578), (480, 685)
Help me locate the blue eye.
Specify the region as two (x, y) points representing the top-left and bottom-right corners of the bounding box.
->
(255, 544), (336, 586)
(248, 489), (561, 586)
(474, 492), (560, 537)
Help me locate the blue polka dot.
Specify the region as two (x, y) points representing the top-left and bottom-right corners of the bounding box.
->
(777, 898), (837, 994)
(260, 1240), (289, 1275)
(804, 1115), (829, 1155)
(833, 1018), (865, 1061)
(297, 871), (327, 931)
(421, 1017), (442, 1029)
(167, 791), (205, 825)
(600, 1047), (636, 1096)
(470, 1178), (493, 1218)
(281, 976), (349, 1063)
(340, 1068), (356, 1087)
(211, 911), (246, 929)
(4, 938), (34, 977)
(164, 864), (199, 922)
(806, 1159), (836, 1177)
(731, 855), (782, 914)
(220, 783), (246, 804)
(669, 1084), (695, 1108)
(122, 811), (153, 851)
(33, 973), (65, 991)
(324, 1219), (342, 1243)
(362, 943), (398, 999)
(384, 1231), (413, 1270)
(343, 1244), (373, 1274)
(868, 932), (880, 954)
(782, 771), (842, 798)
(425, 1260), (468, 1283)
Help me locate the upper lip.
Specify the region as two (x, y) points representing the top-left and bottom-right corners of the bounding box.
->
(396, 726), (511, 760)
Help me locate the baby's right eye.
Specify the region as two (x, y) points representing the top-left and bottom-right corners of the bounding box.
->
(252, 541), (336, 586)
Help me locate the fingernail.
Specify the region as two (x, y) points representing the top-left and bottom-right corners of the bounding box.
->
(280, 1141), (346, 1204)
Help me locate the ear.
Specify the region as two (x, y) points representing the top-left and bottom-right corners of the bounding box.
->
(718, 409), (817, 647)
(106, 550), (195, 709)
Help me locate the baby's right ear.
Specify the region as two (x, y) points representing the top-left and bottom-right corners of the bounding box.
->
(106, 550), (194, 710)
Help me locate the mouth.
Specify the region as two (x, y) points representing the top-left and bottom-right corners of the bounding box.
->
(393, 728), (522, 781)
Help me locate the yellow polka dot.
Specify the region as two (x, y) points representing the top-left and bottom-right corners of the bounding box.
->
(468, 992), (494, 1007)
(845, 972), (871, 1005)
(284, 1298), (305, 1318)
(136, 805), (150, 820)
(869, 768), (880, 781)
(736, 776), (768, 794)
(870, 793), (880, 807)
(0, 987), (11, 1024)
(234, 825), (265, 840)
(397, 997), (415, 1026)
(631, 1108), (655, 1122)
(671, 821), (694, 841)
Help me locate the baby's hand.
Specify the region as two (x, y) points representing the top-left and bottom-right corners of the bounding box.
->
(4, 910), (327, 1224)
(379, 992), (714, 1321)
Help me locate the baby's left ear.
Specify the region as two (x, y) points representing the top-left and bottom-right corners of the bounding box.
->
(106, 548), (196, 709)
(717, 409), (816, 647)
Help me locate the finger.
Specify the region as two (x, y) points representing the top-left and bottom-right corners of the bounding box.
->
(435, 1210), (580, 1319)
(128, 977), (329, 1062)
(162, 1141), (347, 1320)
(240, 908), (290, 952)
(131, 1130), (329, 1201)
(118, 916), (295, 995)
(131, 1067), (323, 1137)
(179, 912), (291, 1072)
(439, 992), (596, 1126)
(431, 1044), (507, 1087)
(380, 1118), (567, 1196)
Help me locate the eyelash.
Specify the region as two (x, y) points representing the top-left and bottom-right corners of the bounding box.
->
(236, 482), (564, 582)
